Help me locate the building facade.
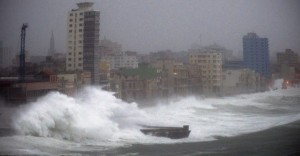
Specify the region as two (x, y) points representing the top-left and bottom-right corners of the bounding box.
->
(99, 38), (122, 56)
(102, 51), (138, 70)
(222, 69), (263, 95)
(109, 65), (159, 102)
(66, 2), (100, 84)
(189, 50), (223, 94)
(277, 49), (298, 67)
(152, 59), (202, 97)
(243, 33), (270, 80)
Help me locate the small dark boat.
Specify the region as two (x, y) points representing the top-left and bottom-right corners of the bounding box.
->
(140, 125), (191, 139)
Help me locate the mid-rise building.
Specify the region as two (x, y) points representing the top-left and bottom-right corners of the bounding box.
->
(277, 49), (298, 67)
(99, 38), (122, 56)
(152, 60), (190, 96)
(222, 69), (263, 95)
(243, 33), (270, 80)
(203, 44), (233, 62)
(50, 71), (91, 96)
(276, 49), (298, 80)
(223, 60), (245, 69)
(66, 2), (100, 84)
(102, 51), (138, 70)
(189, 49), (222, 94)
(109, 65), (159, 102)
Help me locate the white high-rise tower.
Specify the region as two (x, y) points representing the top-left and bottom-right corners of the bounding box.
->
(66, 2), (100, 84)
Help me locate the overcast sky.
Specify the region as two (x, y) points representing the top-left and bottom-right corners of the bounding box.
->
(0, 0), (299, 57)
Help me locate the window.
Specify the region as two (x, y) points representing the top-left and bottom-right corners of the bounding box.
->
(78, 63), (82, 66)
(79, 12), (83, 15)
(79, 18), (83, 21)
(69, 19), (73, 22)
(79, 23), (83, 27)
(69, 30), (72, 33)
(79, 29), (82, 32)
(68, 64), (71, 67)
(69, 24), (72, 27)
(70, 13), (73, 16)
(78, 57), (82, 60)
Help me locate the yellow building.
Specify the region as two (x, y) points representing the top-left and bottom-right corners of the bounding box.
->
(50, 71), (91, 96)
(152, 59), (201, 96)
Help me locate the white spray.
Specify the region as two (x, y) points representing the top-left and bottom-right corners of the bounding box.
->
(12, 85), (300, 146)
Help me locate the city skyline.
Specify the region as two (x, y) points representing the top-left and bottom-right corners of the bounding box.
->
(0, 0), (299, 56)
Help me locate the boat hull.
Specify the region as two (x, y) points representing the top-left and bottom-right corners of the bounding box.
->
(140, 125), (191, 139)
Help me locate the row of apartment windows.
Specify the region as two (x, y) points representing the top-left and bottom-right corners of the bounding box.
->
(68, 34), (83, 38)
(68, 63), (82, 67)
(69, 12), (84, 16)
(68, 52), (82, 55)
(85, 12), (99, 15)
(68, 40), (83, 44)
(69, 29), (83, 33)
(190, 55), (220, 58)
(202, 70), (220, 74)
(191, 60), (221, 63)
(69, 18), (83, 22)
(68, 57), (82, 61)
(69, 23), (83, 27)
(200, 65), (222, 68)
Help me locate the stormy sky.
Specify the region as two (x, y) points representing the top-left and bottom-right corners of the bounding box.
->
(0, 0), (299, 58)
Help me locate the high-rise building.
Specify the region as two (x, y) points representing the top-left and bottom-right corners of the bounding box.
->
(66, 2), (100, 84)
(48, 31), (56, 56)
(243, 33), (270, 79)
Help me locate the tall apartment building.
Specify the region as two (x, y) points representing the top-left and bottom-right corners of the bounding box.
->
(66, 2), (100, 84)
(243, 33), (270, 80)
(189, 49), (222, 94)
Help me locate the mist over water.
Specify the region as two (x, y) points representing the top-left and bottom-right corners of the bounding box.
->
(1, 84), (300, 154)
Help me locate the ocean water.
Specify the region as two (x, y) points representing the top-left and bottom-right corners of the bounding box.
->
(0, 81), (300, 155)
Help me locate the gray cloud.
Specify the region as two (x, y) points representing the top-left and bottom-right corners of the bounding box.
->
(0, 0), (299, 56)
